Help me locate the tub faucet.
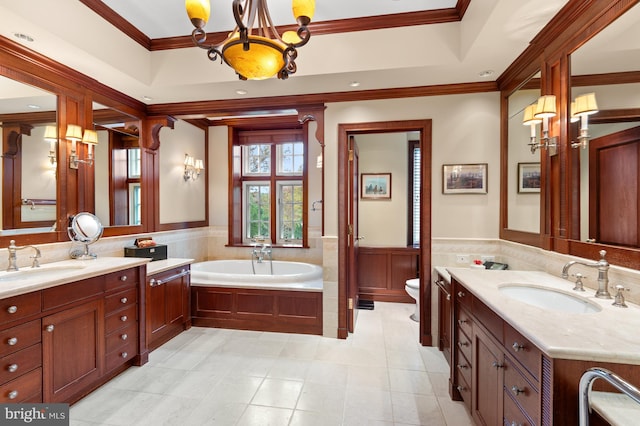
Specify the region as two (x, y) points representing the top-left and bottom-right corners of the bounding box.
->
(6, 240), (41, 272)
(561, 250), (611, 299)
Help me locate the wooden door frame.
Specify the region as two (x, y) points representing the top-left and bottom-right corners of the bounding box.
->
(337, 119), (432, 345)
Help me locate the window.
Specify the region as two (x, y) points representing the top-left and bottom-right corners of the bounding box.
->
(127, 148), (141, 225)
(230, 128), (308, 247)
(408, 141), (421, 246)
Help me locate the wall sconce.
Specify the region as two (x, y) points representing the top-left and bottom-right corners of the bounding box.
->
(523, 95), (558, 154)
(43, 125), (58, 165)
(184, 153), (204, 181)
(571, 92), (598, 149)
(67, 125), (98, 169)
(316, 153), (323, 169)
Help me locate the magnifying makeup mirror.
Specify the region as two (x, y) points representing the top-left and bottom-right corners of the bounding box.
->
(68, 212), (103, 259)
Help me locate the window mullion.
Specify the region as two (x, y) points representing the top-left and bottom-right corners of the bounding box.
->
(270, 144), (277, 243)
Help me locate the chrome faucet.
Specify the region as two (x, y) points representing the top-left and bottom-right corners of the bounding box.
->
(561, 250), (611, 299)
(252, 242), (272, 264)
(6, 240), (41, 272)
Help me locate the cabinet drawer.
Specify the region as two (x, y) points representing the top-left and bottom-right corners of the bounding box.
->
(0, 292), (41, 326)
(504, 388), (535, 426)
(0, 367), (42, 403)
(455, 369), (472, 411)
(504, 356), (540, 424)
(106, 323), (137, 354)
(455, 350), (472, 389)
(455, 283), (472, 309)
(105, 288), (137, 314)
(0, 320), (41, 358)
(105, 338), (137, 372)
(504, 324), (541, 381)
(0, 343), (41, 385)
(456, 327), (473, 363)
(105, 304), (137, 333)
(457, 306), (473, 337)
(42, 277), (103, 311)
(105, 268), (138, 292)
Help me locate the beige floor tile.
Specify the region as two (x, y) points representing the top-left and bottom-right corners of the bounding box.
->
(70, 302), (468, 426)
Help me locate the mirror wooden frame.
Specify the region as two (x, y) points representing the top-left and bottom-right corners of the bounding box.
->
(499, 0), (640, 268)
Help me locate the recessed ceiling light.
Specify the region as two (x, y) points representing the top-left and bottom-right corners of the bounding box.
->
(27, 104), (41, 109)
(235, 89), (248, 95)
(14, 33), (34, 42)
(349, 81), (360, 88)
(478, 70), (494, 78)
(142, 95), (153, 101)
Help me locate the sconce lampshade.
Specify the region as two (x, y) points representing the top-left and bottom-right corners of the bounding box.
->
(522, 104), (542, 126)
(185, 0), (210, 28)
(65, 124), (83, 142)
(194, 159), (204, 171)
(570, 102), (580, 123)
(573, 93), (598, 116)
(82, 130), (99, 145)
(184, 154), (195, 167)
(43, 125), (58, 142)
(534, 95), (557, 118)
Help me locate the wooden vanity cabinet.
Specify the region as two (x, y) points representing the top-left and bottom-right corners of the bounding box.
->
(146, 265), (191, 351)
(451, 278), (542, 426)
(436, 272), (451, 366)
(1, 264), (147, 404)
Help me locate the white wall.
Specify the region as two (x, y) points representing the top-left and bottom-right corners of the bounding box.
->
(159, 119), (206, 224)
(356, 132), (408, 247)
(324, 92), (502, 239)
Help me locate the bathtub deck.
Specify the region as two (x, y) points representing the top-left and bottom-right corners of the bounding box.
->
(191, 286), (323, 335)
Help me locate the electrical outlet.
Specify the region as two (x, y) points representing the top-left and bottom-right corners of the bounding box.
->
(456, 254), (469, 264)
(481, 255), (495, 263)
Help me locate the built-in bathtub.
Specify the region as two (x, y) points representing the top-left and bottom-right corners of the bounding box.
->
(190, 260), (323, 335)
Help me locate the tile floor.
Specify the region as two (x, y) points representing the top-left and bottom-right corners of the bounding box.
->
(70, 302), (474, 425)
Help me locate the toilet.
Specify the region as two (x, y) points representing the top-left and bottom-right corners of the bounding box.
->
(405, 278), (420, 322)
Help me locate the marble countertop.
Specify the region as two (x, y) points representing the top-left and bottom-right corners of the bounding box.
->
(446, 268), (640, 365)
(147, 258), (194, 276)
(0, 257), (151, 299)
(434, 266), (451, 283)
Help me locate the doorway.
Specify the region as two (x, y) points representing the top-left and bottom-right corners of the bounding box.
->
(337, 119), (432, 345)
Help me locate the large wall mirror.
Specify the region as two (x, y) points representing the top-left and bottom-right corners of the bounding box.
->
(0, 75), (58, 235)
(569, 3), (640, 248)
(91, 100), (143, 234)
(506, 74), (541, 235)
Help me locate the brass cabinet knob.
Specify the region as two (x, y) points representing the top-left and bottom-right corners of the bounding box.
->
(7, 305), (18, 314)
(45, 324), (55, 332)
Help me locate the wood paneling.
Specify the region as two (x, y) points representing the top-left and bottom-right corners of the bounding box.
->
(357, 247), (419, 303)
(191, 286), (322, 335)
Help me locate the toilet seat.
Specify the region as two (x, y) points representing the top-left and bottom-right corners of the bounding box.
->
(405, 278), (419, 289)
(405, 278), (420, 322)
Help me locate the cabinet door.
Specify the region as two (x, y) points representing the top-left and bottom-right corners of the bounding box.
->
(42, 300), (104, 402)
(147, 267), (190, 350)
(473, 326), (503, 426)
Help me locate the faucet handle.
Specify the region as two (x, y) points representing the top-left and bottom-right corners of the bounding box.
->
(572, 273), (586, 292)
(612, 285), (629, 308)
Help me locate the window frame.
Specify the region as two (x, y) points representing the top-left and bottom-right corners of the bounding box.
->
(408, 140), (421, 247)
(229, 127), (308, 248)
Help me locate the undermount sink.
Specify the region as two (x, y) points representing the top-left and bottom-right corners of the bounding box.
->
(499, 284), (602, 314)
(0, 265), (87, 283)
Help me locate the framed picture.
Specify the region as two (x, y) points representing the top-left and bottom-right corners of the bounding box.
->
(518, 162), (541, 193)
(361, 173), (391, 200)
(442, 163), (488, 194)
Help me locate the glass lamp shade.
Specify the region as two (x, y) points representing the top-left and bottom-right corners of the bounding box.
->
(222, 36), (286, 80)
(43, 125), (58, 142)
(185, 0), (210, 28)
(292, 0), (315, 23)
(282, 31), (302, 44)
(194, 159), (204, 171)
(65, 124), (83, 142)
(534, 95), (557, 118)
(184, 155), (195, 167)
(522, 104), (542, 126)
(574, 93), (598, 116)
(82, 129), (99, 145)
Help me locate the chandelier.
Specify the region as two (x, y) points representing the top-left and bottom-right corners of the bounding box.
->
(185, 0), (315, 80)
